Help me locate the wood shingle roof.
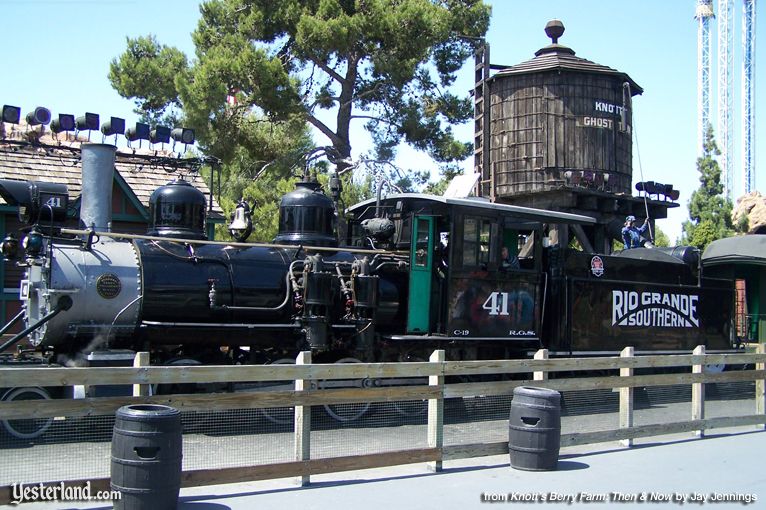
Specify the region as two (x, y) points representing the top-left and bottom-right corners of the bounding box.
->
(490, 43), (643, 95)
(0, 140), (223, 219)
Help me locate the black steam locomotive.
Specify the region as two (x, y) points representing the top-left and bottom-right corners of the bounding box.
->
(0, 166), (735, 367)
(0, 151), (739, 435)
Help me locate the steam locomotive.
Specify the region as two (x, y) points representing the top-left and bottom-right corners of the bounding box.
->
(0, 144), (737, 434)
(0, 153), (736, 365)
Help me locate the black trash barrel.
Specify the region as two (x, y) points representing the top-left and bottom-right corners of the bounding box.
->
(111, 404), (182, 510)
(509, 386), (561, 471)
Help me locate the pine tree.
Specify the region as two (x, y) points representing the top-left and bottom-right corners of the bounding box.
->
(681, 126), (734, 250)
(109, 1), (491, 238)
(109, 0), (491, 169)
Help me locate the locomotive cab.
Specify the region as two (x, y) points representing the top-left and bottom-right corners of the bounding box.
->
(346, 194), (595, 347)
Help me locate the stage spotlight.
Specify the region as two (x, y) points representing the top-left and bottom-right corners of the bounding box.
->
(100, 117), (125, 136)
(170, 127), (195, 145)
(75, 113), (99, 131)
(126, 122), (150, 141)
(636, 181), (680, 202)
(150, 126), (171, 144)
(25, 107), (51, 126)
(2, 105), (21, 124)
(50, 114), (76, 133)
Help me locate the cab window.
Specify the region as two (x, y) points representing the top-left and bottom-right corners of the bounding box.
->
(462, 217), (492, 268)
(414, 218), (430, 267)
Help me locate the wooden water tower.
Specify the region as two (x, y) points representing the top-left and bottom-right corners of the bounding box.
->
(474, 20), (678, 252)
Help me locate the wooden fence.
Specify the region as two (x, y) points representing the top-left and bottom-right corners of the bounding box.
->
(0, 345), (764, 504)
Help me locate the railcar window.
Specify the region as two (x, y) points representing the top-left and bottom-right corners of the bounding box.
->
(462, 217), (492, 268)
(479, 220), (490, 265)
(463, 218), (478, 266)
(501, 229), (520, 270)
(518, 231), (536, 266)
(500, 227), (537, 270)
(415, 218), (430, 267)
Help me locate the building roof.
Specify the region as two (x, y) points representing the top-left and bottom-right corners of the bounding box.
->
(0, 138), (223, 219)
(702, 235), (766, 267)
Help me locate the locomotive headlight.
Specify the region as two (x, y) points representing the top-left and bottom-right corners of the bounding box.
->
(0, 179), (69, 226)
(22, 229), (44, 257)
(1, 234), (19, 261)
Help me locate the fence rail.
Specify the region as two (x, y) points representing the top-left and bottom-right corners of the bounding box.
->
(0, 344), (764, 505)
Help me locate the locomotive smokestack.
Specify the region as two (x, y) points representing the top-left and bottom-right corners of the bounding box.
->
(80, 143), (116, 232)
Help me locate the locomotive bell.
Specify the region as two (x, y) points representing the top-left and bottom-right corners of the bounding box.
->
(228, 200), (253, 242)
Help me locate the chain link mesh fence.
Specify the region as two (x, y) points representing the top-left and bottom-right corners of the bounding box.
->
(0, 378), (758, 487)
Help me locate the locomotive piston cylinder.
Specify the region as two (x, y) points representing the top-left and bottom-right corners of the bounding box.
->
(304, 271), (333, 307)
(304, 316), (328, 351)
(352, 275), (379, 315)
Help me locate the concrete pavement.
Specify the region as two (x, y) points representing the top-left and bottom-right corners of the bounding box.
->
(17, 427), (762, 510)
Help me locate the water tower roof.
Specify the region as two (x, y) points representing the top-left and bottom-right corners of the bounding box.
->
(491, 20), (643, 95)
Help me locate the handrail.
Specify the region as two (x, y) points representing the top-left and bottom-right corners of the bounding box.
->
(1, 352), (764, 387)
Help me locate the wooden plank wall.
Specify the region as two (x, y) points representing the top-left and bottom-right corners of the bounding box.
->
(490, 71), (634, 198)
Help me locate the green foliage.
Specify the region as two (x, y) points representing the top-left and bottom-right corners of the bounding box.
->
(109, 1), (490, 239)
(735, 212), (750, 234)
(421, 163), (462, 195)
(686, 220), (720, 250)
(213, 164), (373, 242)
(109, 35), (189, 124)
(652, 226), (670, 248)
(681, 126), (734, 250)
(109, 0), (490, 166)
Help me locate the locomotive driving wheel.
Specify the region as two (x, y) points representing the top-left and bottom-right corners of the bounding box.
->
(322, 358), (372, 422)
(258, 358), (298, 426)
(1, 387), (53, 440)
(391, 353), (429, 418)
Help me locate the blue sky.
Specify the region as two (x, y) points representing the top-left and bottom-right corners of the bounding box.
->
(1, 0), (763, 242)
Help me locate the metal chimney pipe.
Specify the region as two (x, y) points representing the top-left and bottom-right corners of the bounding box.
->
(80, 143), (116, 232)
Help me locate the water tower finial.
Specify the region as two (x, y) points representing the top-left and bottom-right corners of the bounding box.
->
(545, 20), (565, 44)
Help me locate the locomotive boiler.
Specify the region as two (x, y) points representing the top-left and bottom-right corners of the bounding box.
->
(2, 148), (403, 364)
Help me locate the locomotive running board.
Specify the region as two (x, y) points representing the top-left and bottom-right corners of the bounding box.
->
(141, 321), (300, 329)
(549, 349), (740, 357)
(385, 335), (539, 342)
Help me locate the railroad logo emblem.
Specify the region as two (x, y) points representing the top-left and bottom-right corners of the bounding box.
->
(96, 273), (122, 299)
(590, 256), (604, 277)
(612, 290), (699, 328)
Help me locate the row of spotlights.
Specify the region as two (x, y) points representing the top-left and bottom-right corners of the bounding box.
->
(2, 105), (195, 145)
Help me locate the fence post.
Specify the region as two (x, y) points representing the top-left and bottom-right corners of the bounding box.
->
(427, 349), (445, 472)
(757, 343), (765, 431)
(294, 350), (312, 486)
(533, 349), (548, 381)
(619, 346), (634, 447)
(132, 351), (150, 397)
(692, 345), (705, 437)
